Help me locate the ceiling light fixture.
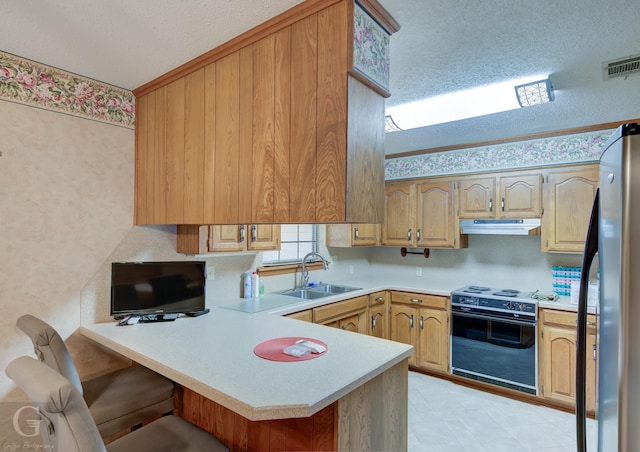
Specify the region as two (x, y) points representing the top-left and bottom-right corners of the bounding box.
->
(385, 115), (403, 132)
(515, 78), (554, 107)
(385, 76), (553, 133)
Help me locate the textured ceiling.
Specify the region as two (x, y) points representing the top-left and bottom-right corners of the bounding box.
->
(1, 0), (639, 154)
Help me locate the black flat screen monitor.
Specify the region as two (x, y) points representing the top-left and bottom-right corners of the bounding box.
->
(110, 261), (206, 317)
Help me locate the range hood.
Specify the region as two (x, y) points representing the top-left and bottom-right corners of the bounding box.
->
(460, 219), (541, 235)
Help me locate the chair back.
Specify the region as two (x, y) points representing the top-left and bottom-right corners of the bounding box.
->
(6, 356), (107, 452)
(16, 315), (83, 396)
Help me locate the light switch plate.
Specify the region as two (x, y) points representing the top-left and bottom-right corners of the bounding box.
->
(207, 266), (215, 280)
(416, 267), (422, 277)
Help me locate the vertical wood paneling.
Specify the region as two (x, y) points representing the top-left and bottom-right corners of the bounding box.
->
(203, 63), (216, 223)
(346, 76), (385, 223)
(214, 52), (240, 224)
(184, 68), (206, 223)
(166, 78), (186, 223)
(286, 417), (314, 450)
(176, 386), (337, 451)
(274, 27), (291, 223)
(316, 2), (348, 222)
(252, 35), (275, 223)
(134, 94), (148, 224)
(144, 91), (157, 223)
(312, 404), (338, 451)
(238, 46), (254, 224)
(152, 86), (167, 223)
(290, 14), (318, 222)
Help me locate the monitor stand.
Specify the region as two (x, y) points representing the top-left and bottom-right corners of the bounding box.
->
(139, 314), (178, 323)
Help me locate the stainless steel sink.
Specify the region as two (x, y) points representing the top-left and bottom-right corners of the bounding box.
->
(310, 284), (361, 294)
(279, 284), (361, 300)
(279, 288), (331, 300)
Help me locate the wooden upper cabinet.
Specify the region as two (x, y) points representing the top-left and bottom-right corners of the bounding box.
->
(134, 0), (399, 226)
(176, 224), (280, 254)
(382, 183), (415, 246)
(541, 164), (599, 253)
(416, 181), (458, 248)
(499, 174), (542, 218)
(458, 173), (542, 219)
(458, 177), (496, 218)
(326, 223), (380, 247)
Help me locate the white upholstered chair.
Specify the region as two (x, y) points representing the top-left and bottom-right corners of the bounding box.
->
(6, 356), (228, 452)
(16, 314), (174, 438)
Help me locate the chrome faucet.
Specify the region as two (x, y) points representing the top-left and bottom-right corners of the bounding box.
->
(301, 252), (328, 287)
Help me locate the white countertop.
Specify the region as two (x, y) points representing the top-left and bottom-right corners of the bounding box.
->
(219, 277), (593, 315)
(80, 307), (412, 421)
(220, 277), (454, 316)
(80, 277), (593, 421)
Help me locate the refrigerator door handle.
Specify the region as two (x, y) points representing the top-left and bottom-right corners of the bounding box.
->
(576, 188), (599, 452)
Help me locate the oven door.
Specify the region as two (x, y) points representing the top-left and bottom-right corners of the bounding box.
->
(451, 309), (537, 394)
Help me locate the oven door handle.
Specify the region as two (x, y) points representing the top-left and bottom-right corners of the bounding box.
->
(451, 310), (536, 327)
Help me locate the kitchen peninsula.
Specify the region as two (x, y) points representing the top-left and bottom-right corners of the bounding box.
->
(80, 307), (412, 451)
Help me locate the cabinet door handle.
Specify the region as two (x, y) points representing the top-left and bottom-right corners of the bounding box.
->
(354, 227), (359, 240)
(489, 198), (493, 212)
(410, 314), (414, 328)
(407, 228), (412, 241)
(374, 297), (384, 302)
(420, 315), (424, 329)
(410, 298), (423, 303)
(239, 225), (245, 243)
(251, 225), (257, 242)
(501, 197), (505, 212)
(371, 315), (376, 329)
(417, 228), (421, 241)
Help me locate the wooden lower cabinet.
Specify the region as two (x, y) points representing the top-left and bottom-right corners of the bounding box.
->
(368, 290), (389, 340)
(313, 295), (369, 334)
(539, 309), (597, 412)
(285, 309), (313, 322)
(390, 291), (449, 373)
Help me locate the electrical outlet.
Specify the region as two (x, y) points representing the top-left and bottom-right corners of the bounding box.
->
(416, 267), (422, 277)
(207, 266), (215, 280)
(331, 255), (338, 265)
(349, 264), (354, 275)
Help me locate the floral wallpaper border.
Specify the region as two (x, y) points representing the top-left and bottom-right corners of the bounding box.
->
(353, 1), (390, 93)
(385, 130), (615, 180)
(0, 51), (135, 129)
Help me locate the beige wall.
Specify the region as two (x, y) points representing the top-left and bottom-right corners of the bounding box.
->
(0, 101), (134, 400)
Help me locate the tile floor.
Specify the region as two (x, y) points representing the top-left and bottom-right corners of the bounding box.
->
(408, 371), (597, 451)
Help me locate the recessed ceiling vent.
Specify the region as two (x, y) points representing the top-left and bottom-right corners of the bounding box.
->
(605, 55), (640, 79)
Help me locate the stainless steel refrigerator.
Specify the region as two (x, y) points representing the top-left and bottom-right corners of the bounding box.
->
(577, 123), (640, 451)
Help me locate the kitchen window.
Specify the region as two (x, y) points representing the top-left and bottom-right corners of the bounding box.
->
(262, 224), (318, 265)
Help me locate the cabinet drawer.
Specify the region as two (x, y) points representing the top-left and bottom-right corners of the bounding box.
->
(390, 291), (448, 309)
(285, 309), (313, 322)
(313, 296), (369, 323)
(369, 291), (387, 306)
(540, 309), (597, 329)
